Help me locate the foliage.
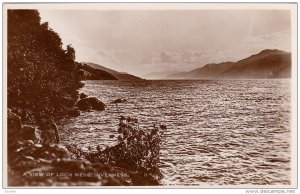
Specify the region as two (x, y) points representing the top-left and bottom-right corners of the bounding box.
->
(7, 10), (165, 185)
(7, 10), (82, 122)
(67, 116), (165, 175)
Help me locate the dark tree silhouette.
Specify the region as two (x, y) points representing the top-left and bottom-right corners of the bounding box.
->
(7, 9), (82, 122)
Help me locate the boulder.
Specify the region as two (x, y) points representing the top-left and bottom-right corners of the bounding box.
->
(76, 97), (105, 111)
(87, 97), (105, 111)
(112, 98), (127, 104)
(80, 93), (88, 99)
(109, 134), (115, 138)
(68, 108), (80, 117)
(75, 98), (91, 111)
(159, 124), (167, 130)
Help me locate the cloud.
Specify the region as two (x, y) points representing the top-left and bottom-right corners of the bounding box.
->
(75, 45), (123, 71)
(39, 9), (292, 77)
(244, 29), (291, 53)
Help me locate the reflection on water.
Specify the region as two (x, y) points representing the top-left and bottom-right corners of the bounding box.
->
(58, 80), (291, 186)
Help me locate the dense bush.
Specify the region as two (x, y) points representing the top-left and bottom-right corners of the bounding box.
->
(7, 10), (82, 122)
(67, 116), (165, 177)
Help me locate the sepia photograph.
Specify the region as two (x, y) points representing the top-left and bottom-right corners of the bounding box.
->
(2, 2), (297, 189)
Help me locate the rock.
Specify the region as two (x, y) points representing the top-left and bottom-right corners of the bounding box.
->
(76, 97), (105, 111)
(112, 98), (127, 104)
(22, 155), (35, 162)
(39, 144), (69, 159)
(85, 97), (105, 111)
(159, 124), (167, 130)
(34, 144), (43, 148)
(68, 108), (80, 117)
(38, 158), (52, 164)
(109, 134), (115, 138)
(20, 140), (35, 147)
(75, 98), (91, 111)
(80, 93), (88, 99)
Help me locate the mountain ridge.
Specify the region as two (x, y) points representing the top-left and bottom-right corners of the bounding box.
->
(166, 49), (291, 79)
(82, 62), (143, 81)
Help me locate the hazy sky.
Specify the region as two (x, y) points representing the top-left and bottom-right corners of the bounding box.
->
(39, 9), (291, 77)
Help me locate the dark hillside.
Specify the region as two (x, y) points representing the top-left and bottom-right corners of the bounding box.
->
(84, 62), (143, 80)
(8, 9), (82, 121)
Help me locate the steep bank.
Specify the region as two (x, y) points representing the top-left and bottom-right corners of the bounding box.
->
(8, 110), (161, 186)
(8, 10), (81, 122)
(7, 9), (162, 186)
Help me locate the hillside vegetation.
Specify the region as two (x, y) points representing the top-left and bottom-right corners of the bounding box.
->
(7, 9), (163, 186)
(8, 10), (82, 121)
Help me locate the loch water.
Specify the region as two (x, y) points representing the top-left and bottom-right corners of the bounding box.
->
(58, 79), (291, 186)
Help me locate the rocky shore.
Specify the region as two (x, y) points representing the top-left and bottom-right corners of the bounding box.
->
(8, 94), (164, 186)
(7, 10), (164, 186)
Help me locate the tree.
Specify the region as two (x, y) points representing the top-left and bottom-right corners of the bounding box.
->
(66, 44), (75, 61)
(7, 9), (82, 122)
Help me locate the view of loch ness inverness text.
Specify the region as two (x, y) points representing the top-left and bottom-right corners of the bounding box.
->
(5, 3), (296, 188)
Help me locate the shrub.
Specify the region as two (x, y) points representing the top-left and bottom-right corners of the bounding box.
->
(67, 116), (165, 175)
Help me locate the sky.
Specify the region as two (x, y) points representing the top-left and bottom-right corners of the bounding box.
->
(39, 9), (291, 77)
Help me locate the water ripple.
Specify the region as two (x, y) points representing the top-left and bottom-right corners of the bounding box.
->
(58, 79), (291, 186)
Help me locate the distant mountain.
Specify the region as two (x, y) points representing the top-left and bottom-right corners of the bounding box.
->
(143, 70), (180, 79)
(83, 62), (143, 81)
(166, 49), (291, 79)
(219, 49), (291, 79)
(78, 63), (117, 80)
(168, 62), (235, 79)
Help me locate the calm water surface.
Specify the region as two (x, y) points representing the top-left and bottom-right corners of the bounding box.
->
(58, 80), (291, 186)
